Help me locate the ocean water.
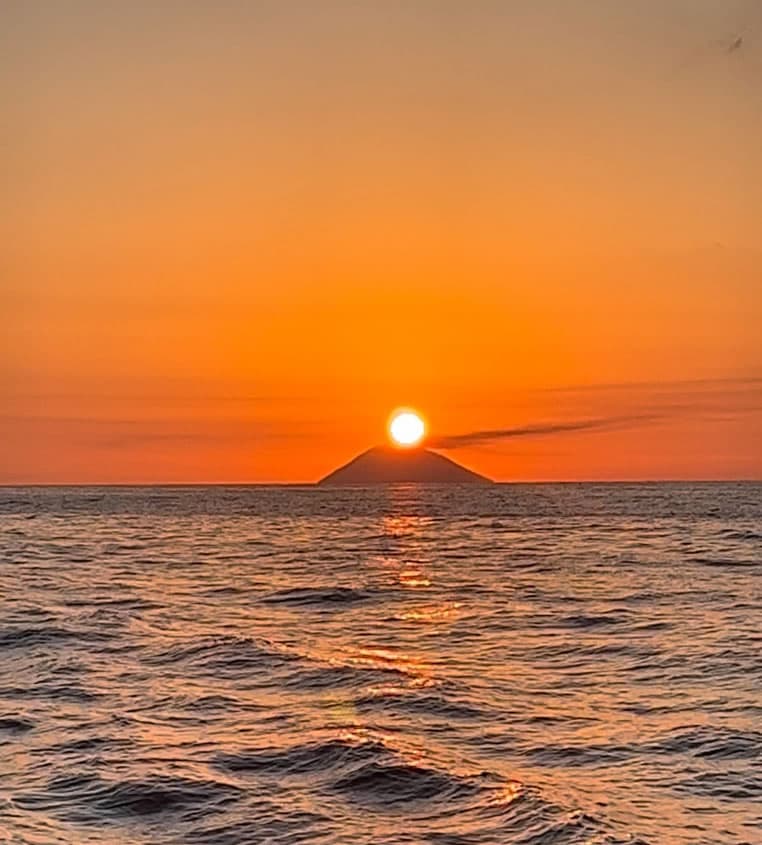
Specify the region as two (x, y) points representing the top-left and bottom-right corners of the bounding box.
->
(1, 483), (760, 845)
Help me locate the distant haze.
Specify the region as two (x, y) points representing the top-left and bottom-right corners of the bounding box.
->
(2, 1), (760, 482)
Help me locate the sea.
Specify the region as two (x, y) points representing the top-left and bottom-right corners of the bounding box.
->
(1, 483), (760, 845)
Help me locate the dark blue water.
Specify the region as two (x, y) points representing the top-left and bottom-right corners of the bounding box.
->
(1, 483), (760, 844)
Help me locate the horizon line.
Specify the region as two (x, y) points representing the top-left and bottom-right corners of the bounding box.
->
(2, 478), (761, 488)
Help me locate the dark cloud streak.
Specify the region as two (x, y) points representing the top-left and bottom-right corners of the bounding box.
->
(429, 415), (659, 450)
(541, 376), (762, 395)
(430, 376), (762, 450)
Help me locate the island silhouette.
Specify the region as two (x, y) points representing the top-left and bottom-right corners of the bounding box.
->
(318, 445), (492, 485)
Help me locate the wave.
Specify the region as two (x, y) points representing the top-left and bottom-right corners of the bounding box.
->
(184, 811), (332, 845)
(558, 613), (630, 628)
(216, 737), (388, 776)
(693, 557), (760, 568)
(528, 741), (635, 767)
(216, 735), (510, 817)
(333, 759), (484, 805)
(676, 768), (762, 800)
(645, 726), (762, 760)
(717, 528), (762, 542)
(0, 625), (114, 649)
(0, 683), (101, 702)
(355, 689), (486, 720)
(280, 665), (409, 694)
(146, 635), (296, 676)
(146, 634), (416, 694)
(38, 736), (135, 754)
(528, 641), (661, 662)
(15, 772), (243, 823)
(528, 726), (762, 769)
(0, 716), (34, 733)
(62, 596), (158, 611)
(180, 693), (264, 713)
(212, 734), (620, 845)
(216, 734), (492, 807)
(262, 586), (374, 607)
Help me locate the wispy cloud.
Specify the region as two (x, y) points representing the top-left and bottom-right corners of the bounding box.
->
(430, 377), (762, 450)
(428, 415), (658, 449)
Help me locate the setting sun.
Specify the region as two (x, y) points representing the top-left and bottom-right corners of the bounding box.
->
(389, 411), (426, 447)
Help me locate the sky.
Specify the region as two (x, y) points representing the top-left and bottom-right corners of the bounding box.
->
(2, 0), (761, 483)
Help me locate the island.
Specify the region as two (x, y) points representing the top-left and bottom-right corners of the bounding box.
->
(318, 446), (492, 485)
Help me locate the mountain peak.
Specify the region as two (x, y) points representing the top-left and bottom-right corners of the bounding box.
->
(318, 446), (491, 485)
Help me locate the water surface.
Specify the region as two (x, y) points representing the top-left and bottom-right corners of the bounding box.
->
(1, 483), (760, 844)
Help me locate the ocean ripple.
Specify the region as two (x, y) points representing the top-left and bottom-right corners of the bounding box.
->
(1, 482), (760, 845)
(15, 772), (243, 823)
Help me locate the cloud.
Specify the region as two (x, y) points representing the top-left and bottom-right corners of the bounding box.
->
(428, 415), (658, 449)
(429, 377), (762, 450)
(542, 375), (762, 395)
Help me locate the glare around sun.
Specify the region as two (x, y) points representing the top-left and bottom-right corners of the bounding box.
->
(389, 411), (425, 447)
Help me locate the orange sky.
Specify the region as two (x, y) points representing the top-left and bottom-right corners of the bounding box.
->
(2, 1), (761, 483)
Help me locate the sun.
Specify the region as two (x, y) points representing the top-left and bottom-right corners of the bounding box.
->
(389, 410), (426, 447)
